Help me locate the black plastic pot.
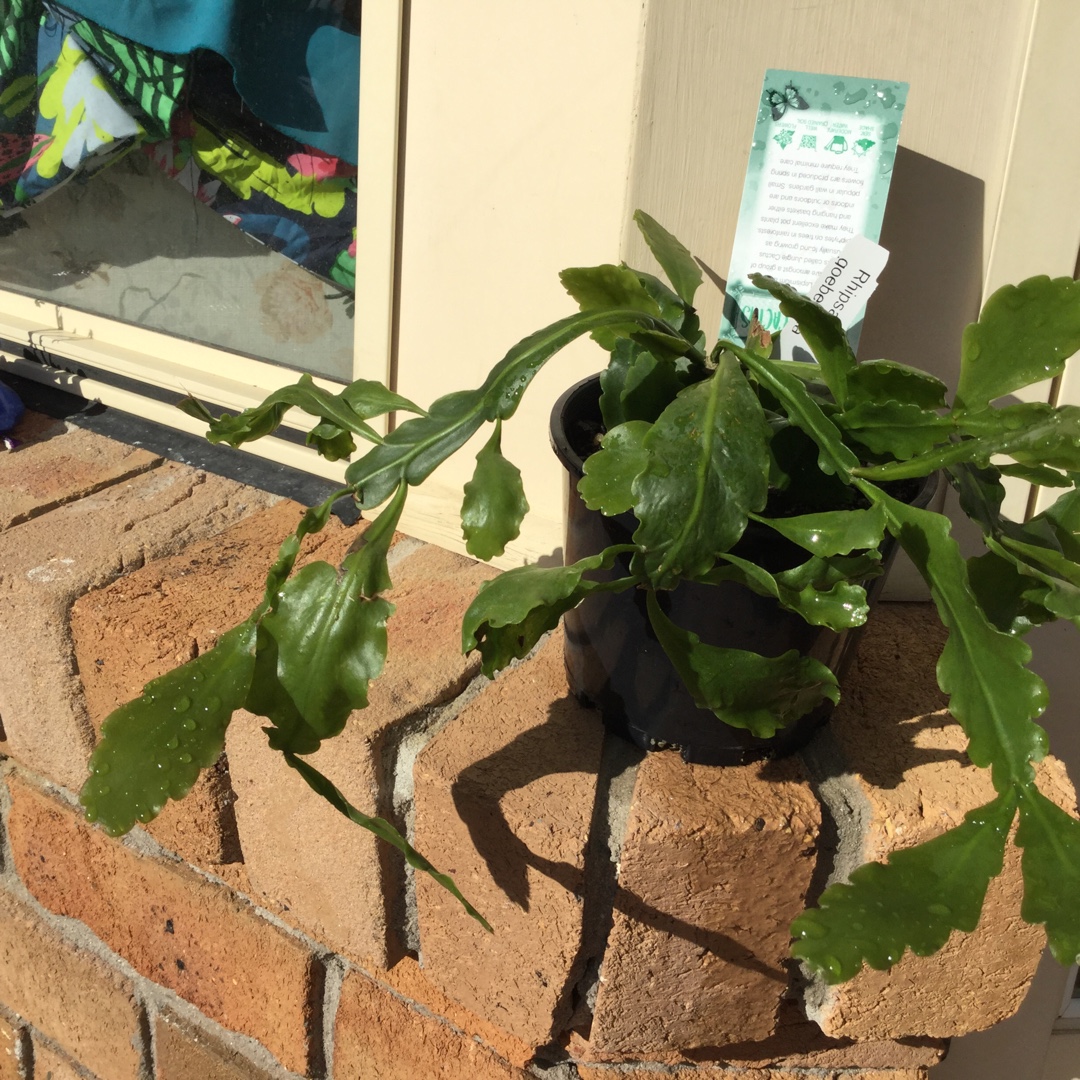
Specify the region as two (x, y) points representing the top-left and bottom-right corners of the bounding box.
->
(549, 374), (940, 766)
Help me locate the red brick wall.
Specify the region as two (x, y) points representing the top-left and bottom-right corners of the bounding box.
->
(0, 410), (1067, 1079)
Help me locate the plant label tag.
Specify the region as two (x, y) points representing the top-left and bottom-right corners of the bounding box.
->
(719, 69), (908, 348)
(780, 235), (890, 360)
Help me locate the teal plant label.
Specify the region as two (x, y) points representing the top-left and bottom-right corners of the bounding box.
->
(720, 70), (908, 349)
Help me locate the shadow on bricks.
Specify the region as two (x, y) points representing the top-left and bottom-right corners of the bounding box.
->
(454, 703), (787, 985)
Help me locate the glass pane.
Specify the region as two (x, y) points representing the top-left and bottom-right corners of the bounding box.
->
(0, 150), (355, 382)
(0, 3), (359, 383)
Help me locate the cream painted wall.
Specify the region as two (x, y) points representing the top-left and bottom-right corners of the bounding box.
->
(392, 2), (647, 562)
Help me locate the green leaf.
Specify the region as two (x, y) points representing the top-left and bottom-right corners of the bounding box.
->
(306, 421), (358, 462)
(81, 622), (257, 836)
(632, 353), (771, 588)
(845, 359), (948, 410)
(340, 379), (426, 419)
(708, 550), (880, 631)
(792, 792), (1017, 983)
(1017, 787), (1080, 965)
(997, 462), (1073, 488)
(633, 209), (703, 305)
(202, 373), (385, 452)
(631, 268), (696, 331)
(460, 421), (529, 560)
(837, 400), (953, 459)
(559, 264), (662, 349)
(599, 338), (636, 429)
(966, 551), (1053, 635)
(283, 751), (492, 933)
(725, 340), (859, 481)
(750, 504), (887, 557)
(259, 485), (405, 737)
(578, 420), (651, 516)
(645, 591), (839, 737)
(856, 405), (1080, 481)
(957, 275), (1080, 412)
(619, 347), (691, 422)
(345, 307), (684, 508)
(866, 485), (1049, 789)
(462, 547), (637, 677)
(750, 273), (857, 407)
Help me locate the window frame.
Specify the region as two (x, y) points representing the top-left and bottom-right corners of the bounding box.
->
(0, 0), (404, 483)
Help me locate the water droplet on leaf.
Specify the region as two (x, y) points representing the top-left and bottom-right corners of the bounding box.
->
(173, 696), (191, 713)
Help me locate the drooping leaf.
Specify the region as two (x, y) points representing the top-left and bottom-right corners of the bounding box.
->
(726, 340), (859, 480)
(866, 485), (1049, 789)
(247, 624), (323, 755)
(706, 550), (879, 631)
(986, 536), (1080, 628)
(956, 275), (1080, 412)
(559, 264), (662, 349)
(1017, 787), (1080, 965)
(633, 209), (703, 306)
(632, 353), (771, 588)
(792, 792), (1017, 983)
(460, 420), (529, 560)
(750, 273), (857, 407)
(284, 751), (492, 933)
(845, 359), (948, 410)
(340, 378), (427, 419)
(837, 400), (954, 459)
(81, 622), (257, 836)
(645, 591), (839, 737)
(750, 503), (887, 557)
(306, 420), (359, 461)
(578, 420), (652, 516)
(200, 373), (387, 451)
(345, 307), (684, 508)
(462, 546), (637, 677)
(259, 486), (405, 737)
(997, 462), (1074, 488)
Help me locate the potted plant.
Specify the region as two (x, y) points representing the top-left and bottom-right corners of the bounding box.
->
(79, 212), (1080, 984)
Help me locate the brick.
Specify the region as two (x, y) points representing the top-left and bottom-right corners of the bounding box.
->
(153, 1010), (278, 1080)
(0, 413), (159, 531)
(575, 1067), (928, 1079)
(70, 500), (354, 867)
(6, 774), (321, 1076)
(28, 1041), (86, 1080)
(333, 968), (528, 1080)
(413, 630), (604, 1048)
(585, 753), (820, 1061)
(569, 997), (943, 1071)
(359, 956), (534, 1069)
(228, 542), (494, 967)
(0, 888), (142, 1080)
(0, 462), (277, 789)
(0, 1015), (24, 1080)
(810, 603), (1078, 1039)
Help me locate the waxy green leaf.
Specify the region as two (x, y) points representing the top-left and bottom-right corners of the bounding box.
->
(345, 308), (684, 508)
(867, 486), (1049, 789)
(633, 209), (703, 306)
(750, 504), (887, 557)
(578, 420), (651, 516)
(81, 622), (257, 836)
(285, 752), (492, 933)
(845, 359), (948, 410)
(751, 273), (857, 407)
(461, 420), (529, 560)
(726, 340), (859, 480)
(957, 276), (1080, 412)
(966, 551), (1053, 636)
(1017, 787), (1080, 965)
(838, 400), (953, 459)
(462, 547), (636, 677)
(633, 353), (771, 588)
(646, 591), (839, 737)
(793, 792), (1017, 983)
(560, 264), (662, 350)
(708, 550), (880, 631)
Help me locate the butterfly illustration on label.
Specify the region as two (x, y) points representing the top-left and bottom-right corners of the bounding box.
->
(765, 83), (810, 121)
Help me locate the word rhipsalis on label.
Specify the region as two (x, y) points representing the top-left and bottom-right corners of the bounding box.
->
(719, 69), (908, 352)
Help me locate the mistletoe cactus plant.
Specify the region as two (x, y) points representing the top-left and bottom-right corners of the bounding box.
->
(80, 212), (1080, 984)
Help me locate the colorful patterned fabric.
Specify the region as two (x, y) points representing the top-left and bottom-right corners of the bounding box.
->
(0, 0), (357, 290)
